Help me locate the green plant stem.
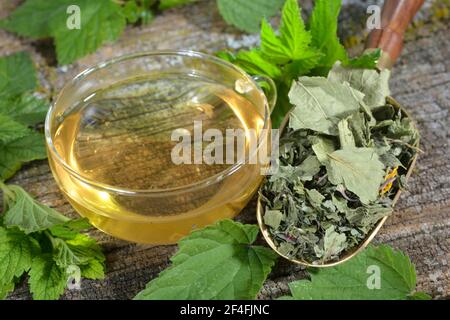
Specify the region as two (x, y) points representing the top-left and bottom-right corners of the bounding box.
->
(0, 180), (15, 203)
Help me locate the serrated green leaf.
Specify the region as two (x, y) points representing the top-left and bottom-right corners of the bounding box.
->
(260, 0), (319, 66)
(0, 282), (15, 300)
(217, 0), (285, 33)
(79, 259), (105, 280)
(0, 114), (31, 143)
(233, 50), (282, 79)
(0, 1), (68, 38)
(288, 245), (420, 300)
(3, 185), (69, 234)
(29, 254), (67, 300)
(0, 132), (47, 181)
(48, 218), (92, 240)
(52, 238), (80, 268)
(2, 0), (126, 65)
(288, 76), (364, 135)
(134, 219), (278, 300)
(65, 234), (105, 265)
(0, 52), (36, 98)
(0, 94), (48, 126)
(345, 49), (381, 69)
(0, 227), (40, 287)
(53, 0), (126, 65)
(309, 0), (347, 73)
(328, 62), (391, 109)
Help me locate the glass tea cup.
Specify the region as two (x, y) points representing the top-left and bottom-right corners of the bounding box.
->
(45, 51), (276, 244)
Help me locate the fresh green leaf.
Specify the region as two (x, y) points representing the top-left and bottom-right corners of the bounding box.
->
(0, 227), (40, 287)
(134, 219), (278, 300)
(159, 0), (197, 10)
(79, 259), (105, 280)
(2, 0), (126, 65)
(217, 0), (285, 33)
(287, 245), (422, 300)
(64, 234), (105, 266)
(260, 0), (318, 64)
(52, 238), (81, 268)
(53, 0), (126, 65)
(0, 1), (67, 38)
(3, 185), (69, 234)
(122, 1), (141, 24)
(288, 76), (364, 135)
(0, 282), (15, 300)
(236, 50), (282, 79)
(28, 254), (67, 300)
(0, 94), (48, 126)
(308, 0), (347, 73)
(328, 62), (391, 109)
(48, 218), (92, 240)
(0, 52), (36, 98)
(0, 132), (47, 181)
(0, 114), (31, 143)
(345, 49), (381, 69)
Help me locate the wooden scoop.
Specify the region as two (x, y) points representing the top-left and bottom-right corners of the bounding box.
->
(257, 0), (424, 267)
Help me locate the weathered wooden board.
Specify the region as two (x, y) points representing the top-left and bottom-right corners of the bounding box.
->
(0, 0), (449, 299)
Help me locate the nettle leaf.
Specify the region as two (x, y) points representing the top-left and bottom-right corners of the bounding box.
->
(0, 94), (48, 126)
(0, 282), (15, 300)
(326, 148), (385, 204)
(288, 77), (364, 135)
(0, 52), (36, 98)
(53, 0), (126, 65)
(234, 50), (282, 79)
(1, 0), (126, 65)
(288, 245), (430, 300)
(0, 114), (31, 144)
(328, 62), (391, 109)
(28, 254), (67, 300)
(308, 0), (347, 73)
(0, 132), (47, 181)
(345, 49), (381, 69)
(48, 218), (92, 240)
(134, 219), (278, 300)
(261, 0), (318, 64)
(217, 0), (285, 33)
(0, 227), (40, 288)
(3, 185), (70, 234)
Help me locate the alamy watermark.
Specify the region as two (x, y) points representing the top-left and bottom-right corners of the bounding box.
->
(170, 121), (280, 175)
(66, 5), (81, 30)
(366, 265), (382, 290)
(367, 5), (382, 30)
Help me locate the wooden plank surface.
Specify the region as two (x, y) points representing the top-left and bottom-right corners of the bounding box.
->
(0, 0), (449, 299)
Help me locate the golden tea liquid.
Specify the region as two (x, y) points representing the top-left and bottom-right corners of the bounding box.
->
(49, 74), (268, 243)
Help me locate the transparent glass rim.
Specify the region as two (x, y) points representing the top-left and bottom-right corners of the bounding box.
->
(44, 50), (271, 196)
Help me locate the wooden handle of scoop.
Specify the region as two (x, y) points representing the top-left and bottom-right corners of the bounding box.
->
(365, 0), (425, 69)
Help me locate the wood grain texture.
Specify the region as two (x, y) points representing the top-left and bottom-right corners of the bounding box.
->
(0, 0), (449, 299)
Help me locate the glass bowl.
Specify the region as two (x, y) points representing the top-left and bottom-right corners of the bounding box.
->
(45, 51), (276, 244)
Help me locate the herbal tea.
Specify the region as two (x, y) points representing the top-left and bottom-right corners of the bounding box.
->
(49, 74), (269, 243)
